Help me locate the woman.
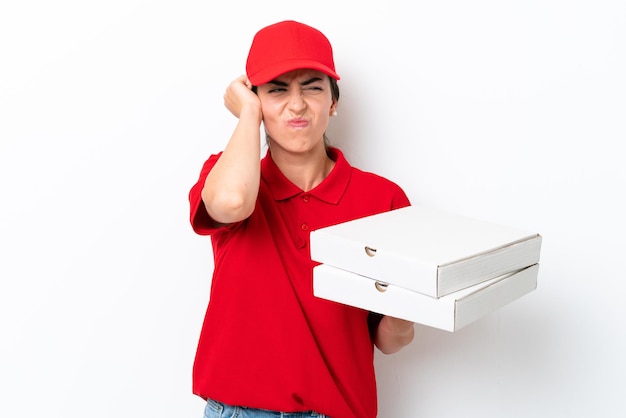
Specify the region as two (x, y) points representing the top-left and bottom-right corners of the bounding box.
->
(189, 20), (414, 418)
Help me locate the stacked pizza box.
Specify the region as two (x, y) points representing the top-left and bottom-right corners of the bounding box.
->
(310, 205), (542, 332)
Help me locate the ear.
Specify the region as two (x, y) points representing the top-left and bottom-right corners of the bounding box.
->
(329, 101), (338, 116)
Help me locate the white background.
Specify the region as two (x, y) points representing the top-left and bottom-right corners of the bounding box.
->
(1, 1), (625, 417)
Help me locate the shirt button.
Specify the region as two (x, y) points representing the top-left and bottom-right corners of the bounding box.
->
(300, 223), (309, 231)
(302, 195), (310, 203)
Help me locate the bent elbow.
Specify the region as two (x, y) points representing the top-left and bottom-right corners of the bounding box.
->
(202, 190), (254, 224)
(385, 332), (415, 354)
(375, 319), (415, 354)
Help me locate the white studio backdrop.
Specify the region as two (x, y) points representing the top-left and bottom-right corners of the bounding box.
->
(1, 1), (625, 417)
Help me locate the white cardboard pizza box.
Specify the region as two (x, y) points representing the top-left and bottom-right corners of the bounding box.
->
(313, 263), (539, 332)
(310, 205), (542, 298)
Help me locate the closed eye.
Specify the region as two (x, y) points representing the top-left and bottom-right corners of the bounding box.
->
(302, 86), (324, 95)
(266, 80), (289, 94)
(264, 77), (325, 94)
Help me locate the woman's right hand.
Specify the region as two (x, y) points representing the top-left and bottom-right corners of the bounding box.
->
(223, 75), (262, 121)
(202, 75), (263, 224)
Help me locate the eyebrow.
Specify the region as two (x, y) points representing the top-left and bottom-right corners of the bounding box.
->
(267, 77), (324, 86)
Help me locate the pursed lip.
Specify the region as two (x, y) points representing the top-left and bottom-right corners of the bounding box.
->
(287, 118), (309, 128)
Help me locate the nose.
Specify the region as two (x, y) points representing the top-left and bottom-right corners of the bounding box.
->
(288, 91), (306, 114)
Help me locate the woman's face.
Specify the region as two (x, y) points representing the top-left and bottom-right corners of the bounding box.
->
(256, 69), (337, 154)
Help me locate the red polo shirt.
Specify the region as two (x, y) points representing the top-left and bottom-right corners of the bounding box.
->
(189, 147), (410, 418)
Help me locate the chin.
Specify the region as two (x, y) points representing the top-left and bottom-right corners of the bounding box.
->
(270, 138), (324, 154)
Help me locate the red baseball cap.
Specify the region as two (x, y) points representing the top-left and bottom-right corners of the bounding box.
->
(245, 20), (340, 86)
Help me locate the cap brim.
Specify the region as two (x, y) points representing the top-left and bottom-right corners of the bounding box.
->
(248, 59), (340, 86)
